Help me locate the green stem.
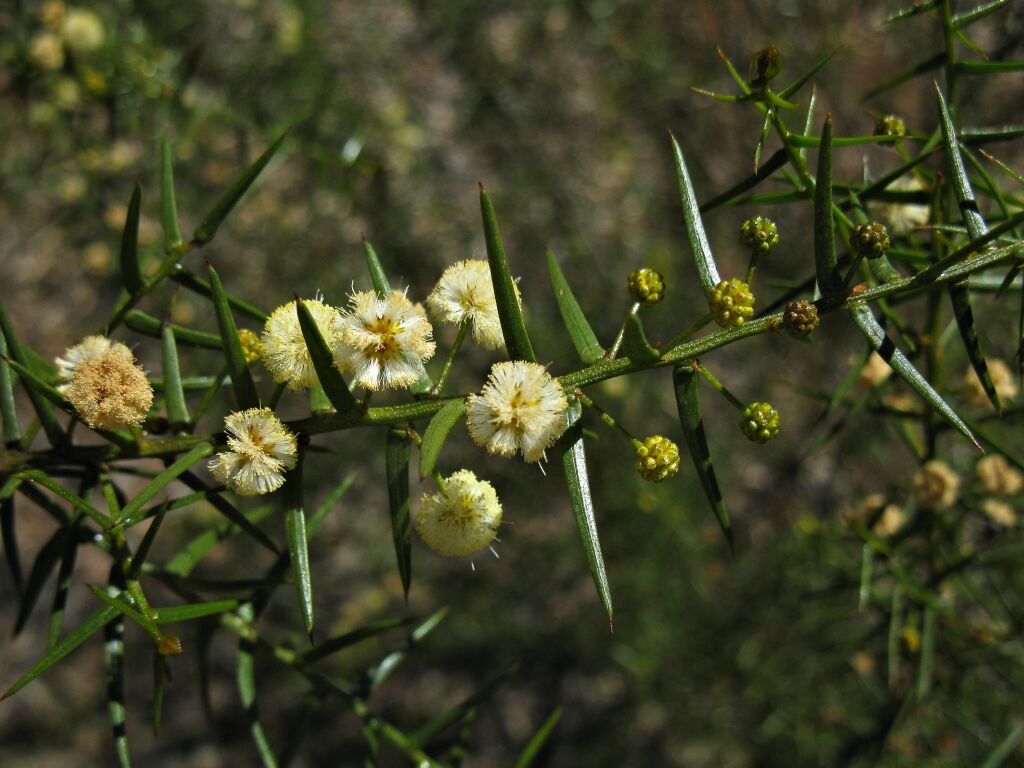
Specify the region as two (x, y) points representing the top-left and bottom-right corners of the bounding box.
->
(574, 390), (637, 446)
(606, 302), (641, 360)
(430, 318), (470, 396)
(692, 361), (745, 411)
(663, 313), (714, 352)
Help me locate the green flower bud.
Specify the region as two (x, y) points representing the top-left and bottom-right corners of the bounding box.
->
(783, 300), (820, 337)
(851, 222), (891, 259)
(874, 114), (906, 138)
(741, 402), (780, 443)
(740, 216), (780, 255)
(748, 45), (782, 87)
(635, 435), (681, 482)
(710, 279), (755, 328)
(628, 268), (666, 305)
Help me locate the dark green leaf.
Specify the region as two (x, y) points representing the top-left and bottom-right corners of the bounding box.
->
(863, 53), (943, 100)
(779, 47), (838, 99)
(0, 298), (63, 446)
(699, 149), (787, 213)
(361, 607), (448, 696)
(169, 269), (268, 322)
(208, 265), (260, 410)
(559, 399), (613, 626)
(285, 470), (314, 635)
(163, 505), (276, 577)
(546, 250), (604, 365)
(915, 605), (936, 701)
(301, 616), (419, 663)
(410, 666), (516, 747)
(1, 489), (22, 594)
(954, 0), (1013, 27)
(120, 182), (144, 294)
(156, 599), (240, 623)
(159, 134), (183, 250)
(418, 399), (465, 479)
(362, 237), (391, 297)
(949, 283), (1001, 411)
(161, 322), (190, 428)
(512, 707), (564, 768)
(963, 126), (1024, 146)
(152, 649), (167, 737)
(385, 428), (413, 600)
(673, 365), (732, 550)
(295, 299), (358, 413)
(2, 604), (119, 699)
(124, 310), (223, 349)
(670, 133), (720, 298)
(0, 329), (21, 446)
(885, 0), (937, 23)
(479, 185), (536, 362)
(15, 521), (70, 634)
(621, 315), (659, 365)
(980, 724), (1024, 768)
(90, 585), (162, 639)
(236, 604), (279, 767)
(119, 443), (214, 526)
(19, 470), (111, 528)
(849, 305), (978, 447)
(194, 131), (287, 245)
(47, 518), (79, 647)
(788, 134), (901, 148)
(814, 116), (843, 302)
(126, 504), (167, 580)
(104, 610), (131, 768)
(957, 60), (1024, 75)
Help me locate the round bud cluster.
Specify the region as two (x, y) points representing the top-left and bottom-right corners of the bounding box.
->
(875, 114), (907, 138)
(635, 435), (681, 482)
(627, 268), (665, 305)
(851, 222), (891, 259)
(710, 279), (755, 328)
(748, 45), (781, 87)
(238, 328), (263, 365)
(740, 216), (780, 255)
(741, 402), (780, 443)
(783, 300), (820, 337)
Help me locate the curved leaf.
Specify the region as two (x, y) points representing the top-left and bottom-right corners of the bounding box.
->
(362, 237), (391, 297)
(546, 250), (604, 364)
(513, 707), (564, 768)
(119, 182), (143, 295)
(418, 399), (464, 480)
(814, 116), (843, 302)
(480, 185), (536, 362)
(124, 310), (223, 349)
(161, 321), (190, 428)
(208, 264), (260, 410)
(119, 443), (215, 526)
(621, 315), (659, 365)
(159, 134), (183, 250)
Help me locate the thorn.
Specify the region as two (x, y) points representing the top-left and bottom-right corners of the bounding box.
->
(608, 615), (615, 635)
(307, 630), (315, 646)
(478, 181), (485, 193)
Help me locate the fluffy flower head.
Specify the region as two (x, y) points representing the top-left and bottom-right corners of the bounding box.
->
(428, 260), (508, 350)
(56, 335), (125, 391)
(62, 8), (105, 53)
(415, 470), (503, 556)
(334, 289), (435, 391)
(209, 408), (298, 496)
(963, 358), (1017, 410)
(914, 460), (960, 509)
(874, 176), (929, 237)
(64, 344), (153, 430)
(466, 361), (568, 463)
(261, 299), (341, 391)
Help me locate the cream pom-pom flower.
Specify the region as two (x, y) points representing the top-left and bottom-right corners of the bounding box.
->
(209, 408), (298, 496)
(333, 289), (436, 391)
(466, 361), (569, 463)
(415, 470), (503, 556)
(261, 299), (342, 391)
(55, 335), (124, 392)
(63, 344), (153, 430)
(427, 259), (511, 350)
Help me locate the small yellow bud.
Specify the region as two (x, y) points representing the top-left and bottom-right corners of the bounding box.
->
(627, 268), (665, 305)
(710, 279), (754, 328)
(634, 436), (680, 482)
(237, 328), (263, 365)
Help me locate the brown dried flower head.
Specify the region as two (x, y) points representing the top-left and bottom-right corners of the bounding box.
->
(976, 455), (1024, 497)
(913, 460), (960, 510)
(65, 345), (153, 430)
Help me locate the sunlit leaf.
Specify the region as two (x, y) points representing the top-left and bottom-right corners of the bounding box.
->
(124, 310), (223, 349)
(159, 134), (183, 250)
(418, 399), (465, 480)
(512, 707), (563, 768)
(385, 428), (413, 600)
(670, 133), (720, 297)
(621, 315), (659, 365)
(546, 250), (604, 365)
(295, 298), (358, 413)
(209, 264), (260, 410)
(119, 443), (214, 526)
(119, 182), (143, 294)
(814, 116), (843, 302)
(161, 321), (190, 428)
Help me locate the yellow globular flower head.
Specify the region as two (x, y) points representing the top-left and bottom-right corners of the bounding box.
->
(963, 358), (1017, 410)
(29, 32), (65, 70)
(710, 279), (754, 328)
(62, 7), (105, 53)
(627, 268), (665, 306)
(466, 361), (568, 463)
(64, 344), (153, 430)
(976, 455), (1024, 497)
(41, 1), (67, 30)
(635, 436), (680, 482)
(415, 470), (503, 556)
(983, 499), (1017, 528)
(741, 402), (780, 443)
(333, 289), (436, 391)
(55, 335), (119, 392)
(237, 328), (262, 365)
(261, 299), (341, 391)
(209, 408), (298, 496)
(913, 460), (960, 510)
(427, 259), (508, 350)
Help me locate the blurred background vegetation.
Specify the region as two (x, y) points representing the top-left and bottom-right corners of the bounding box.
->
(2, 0), (1024, 765)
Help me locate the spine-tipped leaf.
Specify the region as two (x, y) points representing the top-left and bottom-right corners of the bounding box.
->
(621, 315), (660, 365)
(670, 133), (721, 297)
(161, 321), (190, 428)
(419, 399), (465, 479)
(814, 116), (843, 302)
(295, 299), (358, 413)
(559, 399), (613, 626)
(385, 428), (413, 600)
(120, 182), (144, 294)
(479, 185), (536, 362)
(849, 305), (978, 447)
(194, 131), (287, 245)
(546, 250), (604, 364)
(208, 264), (260, 410)
(0, 299), (63, 446)
(284, 453), (314, 636)
(673, 365), (732, 549)
(362, 237), (391, 297)
(159, 134), (183, 251)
